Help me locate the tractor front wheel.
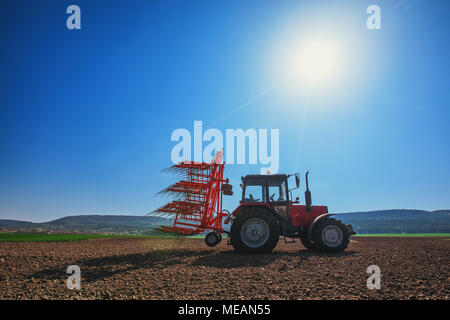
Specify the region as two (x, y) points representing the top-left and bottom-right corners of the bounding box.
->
(230, 208), (280, 253)
(312, 217), (350, 252)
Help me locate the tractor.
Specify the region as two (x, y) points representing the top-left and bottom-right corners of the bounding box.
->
(152, 159), (355, 253)
(220, 171), (355, 253)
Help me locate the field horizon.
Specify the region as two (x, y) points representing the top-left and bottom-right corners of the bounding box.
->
(0, 232), (449, 242)
(1, 209), (449, 235)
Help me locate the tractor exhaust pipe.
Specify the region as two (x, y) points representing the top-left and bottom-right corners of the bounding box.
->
(305, 171), (312, 212)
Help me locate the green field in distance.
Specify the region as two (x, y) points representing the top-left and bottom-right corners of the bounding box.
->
(0, 232), (213, 242)
(353, 233), (450, 237)
(0, 233), (139, 242)
(0, 232), (449, 242)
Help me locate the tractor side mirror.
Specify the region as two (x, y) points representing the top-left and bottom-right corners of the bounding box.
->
(222, 183), (233, 196)
(288, 173), (300, 191)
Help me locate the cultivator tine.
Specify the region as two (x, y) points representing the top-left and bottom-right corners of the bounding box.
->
(156, 181), (209, 199)
(150, 156), (228, 236)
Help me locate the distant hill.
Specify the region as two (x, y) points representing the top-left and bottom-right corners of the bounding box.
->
(335, 209), (450, 234)
(0, 215), (172, 235)
(0, 210), (449, 235)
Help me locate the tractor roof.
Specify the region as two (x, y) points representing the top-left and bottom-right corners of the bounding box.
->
(242, 174), (288, 183)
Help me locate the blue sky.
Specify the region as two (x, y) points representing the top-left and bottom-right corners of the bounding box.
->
(0, 0), (449, 222)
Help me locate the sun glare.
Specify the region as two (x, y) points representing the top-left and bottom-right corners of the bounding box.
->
(278, 38), (341, 86)
(292, 41), (338, 82)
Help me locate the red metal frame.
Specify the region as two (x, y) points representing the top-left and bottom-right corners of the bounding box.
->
(152, 161), (228, 235)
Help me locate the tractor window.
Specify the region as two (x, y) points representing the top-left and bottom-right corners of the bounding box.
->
(268, 180), (286, 202)
(244, 185), (264, 203)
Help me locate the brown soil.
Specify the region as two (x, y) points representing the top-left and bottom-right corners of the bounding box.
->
(0, 237), (448, 300)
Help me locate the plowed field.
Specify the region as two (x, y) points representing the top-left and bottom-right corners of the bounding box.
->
(0, 237), (448, 299)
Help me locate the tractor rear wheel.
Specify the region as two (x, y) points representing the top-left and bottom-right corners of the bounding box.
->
(230, 208), (280, 253)
(312, 217), (350, 252)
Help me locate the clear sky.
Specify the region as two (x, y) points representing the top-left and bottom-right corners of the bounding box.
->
(0, 0), (449, 222)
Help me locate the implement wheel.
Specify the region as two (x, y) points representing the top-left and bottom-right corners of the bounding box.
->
(230, 208), (280, 253)
(205, 232), (221, 247)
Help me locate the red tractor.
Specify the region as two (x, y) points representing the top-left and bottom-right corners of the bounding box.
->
(223, 172), (355, 253)
(152, 161), (355, 253)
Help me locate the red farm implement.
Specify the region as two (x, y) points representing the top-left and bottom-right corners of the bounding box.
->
(151, 153), (233, 245)
(150, 153), (354, 252)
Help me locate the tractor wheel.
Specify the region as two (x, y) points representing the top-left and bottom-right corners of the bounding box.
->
(312, 217), (350, 252)
(300, 231), (316, 250)
(205, 232), (221, 247)
(230, 208), (280, 253)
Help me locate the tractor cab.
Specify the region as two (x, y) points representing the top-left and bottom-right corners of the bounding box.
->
(241, 174), (289, 203)
(240, 173), (301, 222)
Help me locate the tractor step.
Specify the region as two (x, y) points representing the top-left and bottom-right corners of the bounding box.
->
(282, 236), (296, 244)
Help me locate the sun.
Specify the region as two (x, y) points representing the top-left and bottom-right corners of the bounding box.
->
(292, 41), (338, 82)
(297, 42), (337, 80)
(278, 39), (340, 85)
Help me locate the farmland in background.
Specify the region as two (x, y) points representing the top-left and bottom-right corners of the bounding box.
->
(0, 209), (449, 235)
